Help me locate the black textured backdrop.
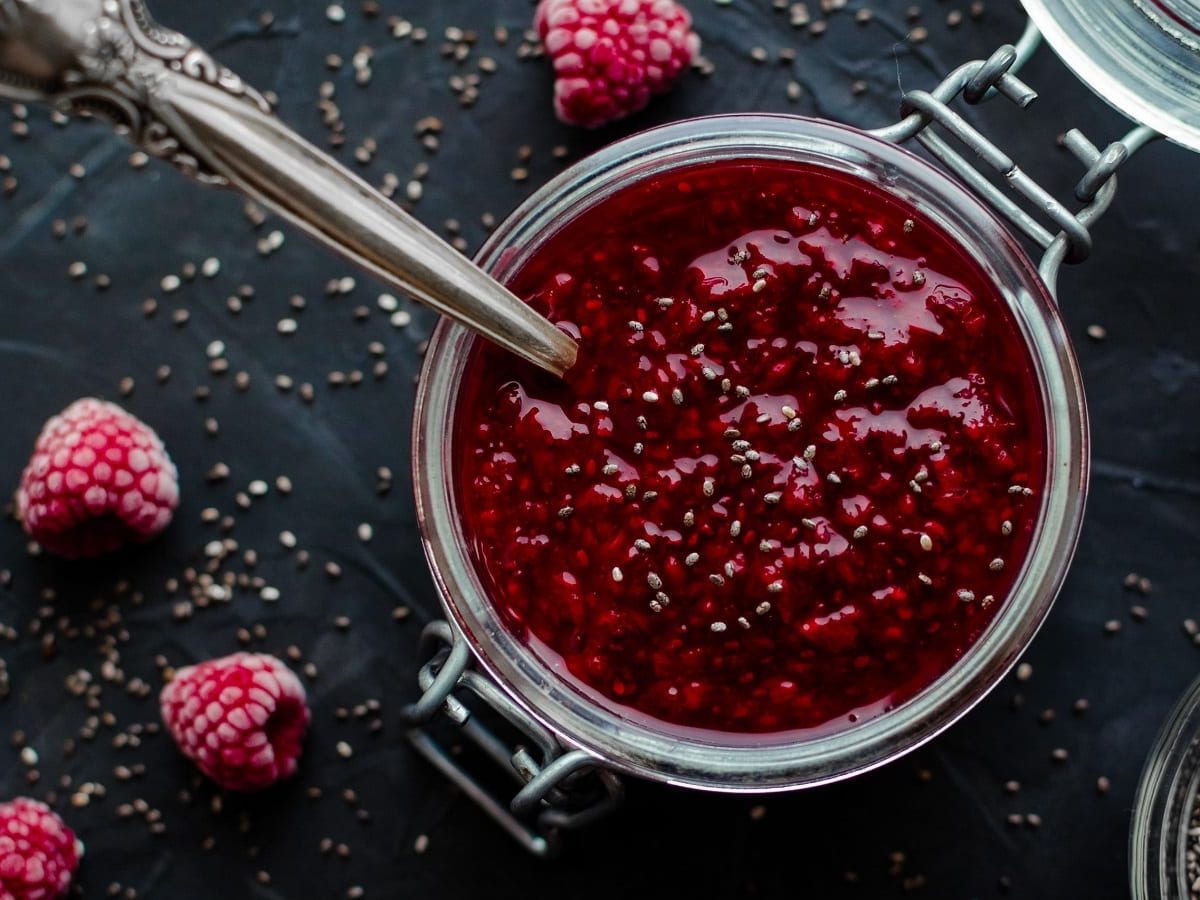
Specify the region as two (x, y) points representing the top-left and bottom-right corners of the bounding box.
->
(2, 1), (1199, 897)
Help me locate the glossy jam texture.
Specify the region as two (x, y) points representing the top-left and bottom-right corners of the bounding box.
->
(455, 159), (1045, 735)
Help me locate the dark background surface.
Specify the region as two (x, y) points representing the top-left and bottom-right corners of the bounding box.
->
(2, 1), (1199, 897)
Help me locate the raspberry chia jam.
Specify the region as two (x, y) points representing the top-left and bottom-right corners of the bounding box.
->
(454, 157), (1046, 736)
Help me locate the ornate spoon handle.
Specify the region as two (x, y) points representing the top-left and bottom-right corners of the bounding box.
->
(0, 0), (578, 377)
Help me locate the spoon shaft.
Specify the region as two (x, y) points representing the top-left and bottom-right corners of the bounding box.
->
(0, 0), (577, 377)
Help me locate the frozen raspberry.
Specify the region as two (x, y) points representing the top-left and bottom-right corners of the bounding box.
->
(535, 0), (701, 128)
(160, 653), (310, 792)
(16, 398), (179, 559)
(0, 798), (80, 900)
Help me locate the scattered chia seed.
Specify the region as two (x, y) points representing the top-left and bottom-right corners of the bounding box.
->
(1123, 572), (1153, 595)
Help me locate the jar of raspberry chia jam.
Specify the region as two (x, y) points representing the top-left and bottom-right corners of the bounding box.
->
(414, 116), (1088, 790)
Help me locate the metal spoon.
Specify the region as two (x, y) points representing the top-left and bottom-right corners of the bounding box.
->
(0, 0), (579, 377)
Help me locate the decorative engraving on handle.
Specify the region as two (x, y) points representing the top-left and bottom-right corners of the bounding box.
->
(0, 0), (268, 183)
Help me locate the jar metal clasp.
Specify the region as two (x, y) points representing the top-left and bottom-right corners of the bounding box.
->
(869, 18), (1159, 299)
(402, 621), (624, 858)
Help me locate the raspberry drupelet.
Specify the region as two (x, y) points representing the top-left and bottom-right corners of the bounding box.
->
(535, 0), (701, 128)
(16, 398), (179, 559)
(160, 653), (310, 792)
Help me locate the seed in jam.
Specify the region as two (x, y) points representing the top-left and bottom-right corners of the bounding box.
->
(456, 158), (1045, 735)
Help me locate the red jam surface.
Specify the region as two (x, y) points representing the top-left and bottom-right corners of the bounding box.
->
(455, 158), (1045, 735)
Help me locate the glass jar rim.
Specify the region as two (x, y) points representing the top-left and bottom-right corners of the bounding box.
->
(413, 114), (1089, 791)
(1130, 675), (1200, 898)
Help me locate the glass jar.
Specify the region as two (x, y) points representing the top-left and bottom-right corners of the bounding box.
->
(413, 114), (1089, 792)
(1021, 0), (1200, 152)
(1131, 676), (1200, 898)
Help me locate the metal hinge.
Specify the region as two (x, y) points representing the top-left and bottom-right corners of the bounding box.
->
(402, 621), (623, 858)
(869, 19), (1160, 298)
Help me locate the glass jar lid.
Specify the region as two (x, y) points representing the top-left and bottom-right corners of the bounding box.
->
(1021, 0), (1200, 152)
